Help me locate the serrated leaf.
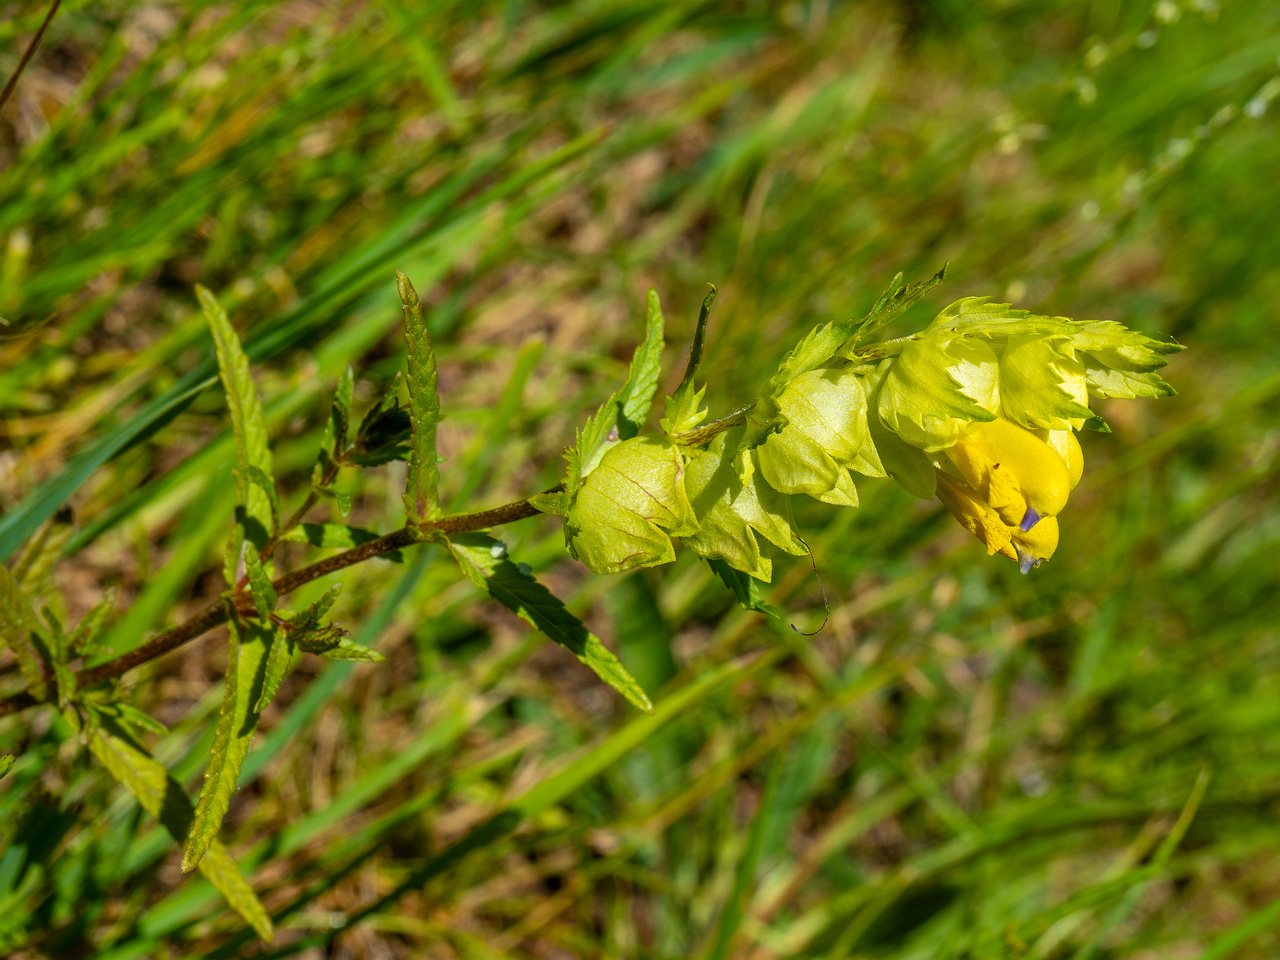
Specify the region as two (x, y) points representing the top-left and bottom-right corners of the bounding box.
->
(844, 263), (948, 348)
(295, 582), (343, 627)
(243, 544), (277, 620)
(11, 507), (73, 600)
(115, 702), (170, 736)
(184, 618), (273, 873)
(254, 626), (294, 712)
(314, 364), (354, 486)
(245, 467), (281, 538)
(311, 635), (383, 662)
(73, 704), (273, 941)
(775, 267), (947, 393)
(0, 562), (52, 699)
(0, 755), (13, 779)
(448, 533), (654, 713)
(283, 523), (404, 561)
(398, 271), (443, 530)
(197, 285), (275, 582)
(68, 585), (117, 656)
(576, 288), (668, 479)
(1083, 361), (1178, 400)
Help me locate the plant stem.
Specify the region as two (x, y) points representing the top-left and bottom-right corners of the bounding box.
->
(0, 494), (550, 719)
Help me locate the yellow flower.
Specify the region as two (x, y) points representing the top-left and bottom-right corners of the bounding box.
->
(934, 418), (1079, 573)
(943, 419), (1076, 531)
(935, 471), (1062, 574)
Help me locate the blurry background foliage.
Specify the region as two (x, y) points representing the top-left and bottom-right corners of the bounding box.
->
(1, 0), (1279, 958)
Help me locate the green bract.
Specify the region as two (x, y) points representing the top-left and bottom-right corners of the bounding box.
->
(536, 277), (1183, 595)
(562, 437), (698, 576)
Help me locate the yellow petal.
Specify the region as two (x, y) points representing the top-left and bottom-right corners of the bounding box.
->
(946, 419), (1071, 528)
(935, 472), (1015, 558)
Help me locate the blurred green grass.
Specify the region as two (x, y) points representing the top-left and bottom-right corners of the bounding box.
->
(2, 0), (1280, 957)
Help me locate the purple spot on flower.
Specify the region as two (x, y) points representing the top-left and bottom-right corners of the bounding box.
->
(1020, 506), (1041, 532)
(1017, 547), (1042, 575)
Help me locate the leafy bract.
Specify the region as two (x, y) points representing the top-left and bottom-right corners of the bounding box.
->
(682, 436), (771, 582)
(197, 285), (276, 582)
(183, 617), (274, 872)
(71, 704), (273, 941)
(756, 367), (873, 504)
(448, 533), (654, 713)
(771, 266), (947, 395)
(576, 288), (667, 481)
(563, 437), (697, 575)
(398, 271), (442, 530)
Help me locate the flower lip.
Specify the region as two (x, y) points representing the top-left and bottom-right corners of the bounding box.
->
(1016, 546), (1043, 575)
(1020, 506), (1041, 532)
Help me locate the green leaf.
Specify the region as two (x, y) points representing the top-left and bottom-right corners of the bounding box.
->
(563, 437), (698, 575)
(243, 544), (277, 620)
(73, 704), (273, 942)
(0, 754), (13, 780)
(660, 286), (717, 438)
(313, 484), (352, 517)
(302, 630), (384, 663)
(313, 364), (354, 486)
(283, 523), (404, 561)
(197, 285), (276, 580)
(575, 288), (667, 479)
(772, 267), (946, 395)
(67, 586), (117, 657)
(448, 533), (654, 713)
(254, 626), (295, 713)
(115, 702), (170, 736)
(398, 271), (443, 530)
(350, 372), (413, 466)
(844, 263), (948, 348)
(11, 507), (73, 599)
(245, 467), (281, 538)
(0, 562), (52, 699)
(183, 617), (274, 873)
(291, 583), (344, 629)
(708, 558), (783, 617)
(677, 284), (716, 391)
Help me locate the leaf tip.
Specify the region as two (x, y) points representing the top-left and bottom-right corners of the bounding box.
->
(396, 270), (420, 308)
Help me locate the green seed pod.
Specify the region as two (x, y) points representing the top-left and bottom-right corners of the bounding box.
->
(682, 435), (770, 581)
(757, 366), (873, 505)
(563, 436), (698, 575)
